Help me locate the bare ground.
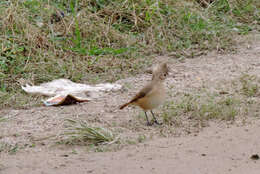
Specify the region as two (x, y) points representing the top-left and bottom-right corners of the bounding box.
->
(0, 35), (260, 174)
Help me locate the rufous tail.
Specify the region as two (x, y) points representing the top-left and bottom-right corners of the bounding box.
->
(119, 102), (131, 110)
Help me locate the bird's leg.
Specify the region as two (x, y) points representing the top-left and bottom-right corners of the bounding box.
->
(151, 110), (162, 125)
(144, 111), (152, 126)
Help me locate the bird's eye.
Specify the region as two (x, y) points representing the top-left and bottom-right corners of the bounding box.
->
(164, 73), (167, 76)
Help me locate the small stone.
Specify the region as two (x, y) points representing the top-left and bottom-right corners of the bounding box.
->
(61, 154), (69, 157)
(250, 154), (259, 160)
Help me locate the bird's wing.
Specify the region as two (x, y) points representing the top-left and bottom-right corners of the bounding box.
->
(129, 83), (153, 103)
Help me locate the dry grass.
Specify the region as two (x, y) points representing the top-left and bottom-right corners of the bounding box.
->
(162, 74), (260, 127)
(61, 119), (115, 146)
(1, 0), (260, 108)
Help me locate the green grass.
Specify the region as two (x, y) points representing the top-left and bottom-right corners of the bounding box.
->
(0, 0), (260, 108)
(239, 74), (259, 97)
(62, 119), (115, 145)
(0, 117), (7, 122)
(0, 142), (19, 155)
(162, 73), (260, 126)
(162, 93), (240, 126)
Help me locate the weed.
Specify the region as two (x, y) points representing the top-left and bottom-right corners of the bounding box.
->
(0, 117), (7, 123)
(162, 92), (241, 126)
(0, 0), (259, 108)
(63, 119), (114, 145)
(162, 101), (180, 125)
(125, 139), (137, 145)
(71, 149), (78, 154)
(239, 74), (259, 97)
(137, 134), (146, 143)
(0, 142), (19, 155)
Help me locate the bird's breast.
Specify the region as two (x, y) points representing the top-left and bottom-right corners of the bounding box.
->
(135, 84), (166, 111)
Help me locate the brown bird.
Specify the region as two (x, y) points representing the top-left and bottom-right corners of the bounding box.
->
(119, 62), (169, 126)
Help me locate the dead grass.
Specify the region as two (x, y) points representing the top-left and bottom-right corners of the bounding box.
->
(162, 93), (240, 126)
(61, 119), (115, 146)
(239, 74), (259, 97)
(0, 142), (19, 154)
(0, 0), (259, 108)
(162, 73), (260, 128)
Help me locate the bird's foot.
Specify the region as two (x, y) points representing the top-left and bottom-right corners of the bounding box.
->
(146, 121), (153, 126)
(153, 120), (162, 125)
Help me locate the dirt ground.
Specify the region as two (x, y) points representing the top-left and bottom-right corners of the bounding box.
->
(1, 34), (260, 174)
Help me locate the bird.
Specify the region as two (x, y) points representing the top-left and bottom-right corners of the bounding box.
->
(119, 62), (169, 126)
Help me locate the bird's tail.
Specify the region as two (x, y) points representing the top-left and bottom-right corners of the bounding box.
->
(119, 102), (131, 110)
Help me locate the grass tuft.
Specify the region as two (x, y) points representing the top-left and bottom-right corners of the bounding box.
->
(0, 117), (7, 122)
(163, 93), (240, 126)
(63, 119), (114, 145)
(0, 142), (19, 155)
(239, 74), (259, 97)
(163, 73), (260, 127)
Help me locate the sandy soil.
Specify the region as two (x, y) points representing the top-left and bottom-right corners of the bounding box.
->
(0, 35), (260, 174)
(2, 121), (260, 174)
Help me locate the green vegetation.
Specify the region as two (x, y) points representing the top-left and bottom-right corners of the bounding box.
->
(239, 74), (259, 97)
(0, 117), (7, 122)
(162, 93), (240, 125)
(0, 0), (260, 108)
(62, 119), (115, 145)
(162, 73), (260, 126)
(0, 142), (19, 154)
